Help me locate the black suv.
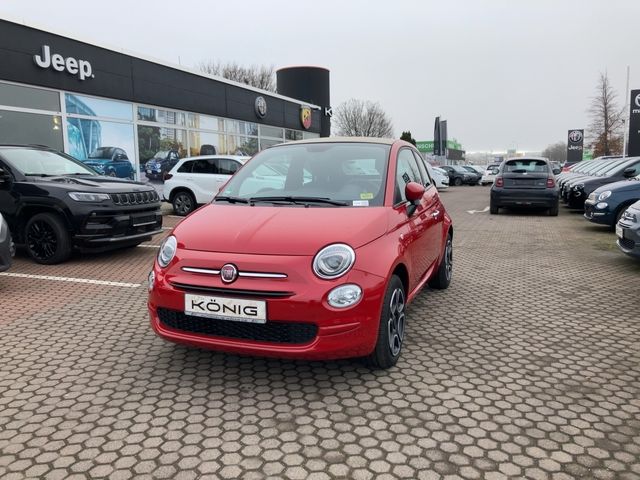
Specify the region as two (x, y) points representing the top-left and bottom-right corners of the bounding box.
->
(0, 145), (163, 264)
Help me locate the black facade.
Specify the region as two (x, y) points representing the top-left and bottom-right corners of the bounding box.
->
(0, 18), (323, 134)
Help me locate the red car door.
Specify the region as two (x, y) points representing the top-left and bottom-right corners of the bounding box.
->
(393, 149), (435, 288)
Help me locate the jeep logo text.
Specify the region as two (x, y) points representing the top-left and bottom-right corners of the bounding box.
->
(33, 45), (94, 81)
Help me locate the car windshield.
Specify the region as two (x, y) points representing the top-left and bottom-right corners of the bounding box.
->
(0, 148), (97, 176)
(153, 151), (169, 159)
(504, 159), (548, 173)
(451, 166), (469, 173)
(88, 147), (114, 159)
(218, 142), (390, 207)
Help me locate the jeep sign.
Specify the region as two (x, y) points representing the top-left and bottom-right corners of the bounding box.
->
(33, 45), (94, 81)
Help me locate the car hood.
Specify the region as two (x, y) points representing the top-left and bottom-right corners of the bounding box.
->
(25, 175), (151, 192)
(593, 179), (640, 195)
(174, 204), (389, 255)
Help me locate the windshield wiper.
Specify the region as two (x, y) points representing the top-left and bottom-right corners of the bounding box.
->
(24, 173), (57, 177)
(214, 195), (250, 204)
(250, 196), (348, 206)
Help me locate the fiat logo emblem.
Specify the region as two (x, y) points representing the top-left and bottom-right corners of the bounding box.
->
(220, 264), (238, 283)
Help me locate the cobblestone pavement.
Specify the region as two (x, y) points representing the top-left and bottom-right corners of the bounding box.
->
(0, 188), (639, 480)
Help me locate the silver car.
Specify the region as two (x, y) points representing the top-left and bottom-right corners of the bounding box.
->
(0, 213), (14, 272)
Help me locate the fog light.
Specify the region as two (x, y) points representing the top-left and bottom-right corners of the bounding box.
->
(148, 271), (155, 291)
(327, 284), (362, 308)
(596, 202), (608, 210)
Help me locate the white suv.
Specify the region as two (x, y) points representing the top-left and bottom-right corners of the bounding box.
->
(163, 155), (249, 215)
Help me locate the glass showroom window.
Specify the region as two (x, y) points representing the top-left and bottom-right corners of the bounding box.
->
(285, 129), (303, 141)
(227, 135), (259, 156)
(191, 114), (224, 132)
(138, 125), (187, 166)
(226, 119), (258, 137)
(65, 94), (136, 179)
(260, 125), (284, 140)
(188, 131), (224, 157)
(137, 106), (185, 126)
(260, 138), (283, 150)
(0, 110), (64, 151)
(0, 81), (60, 111)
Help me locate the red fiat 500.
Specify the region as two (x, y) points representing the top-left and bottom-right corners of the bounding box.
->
(149, 138), (453, 368)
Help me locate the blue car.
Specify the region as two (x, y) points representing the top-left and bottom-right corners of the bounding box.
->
(82, 147), (135, 179)
(584, 174), (640, 229)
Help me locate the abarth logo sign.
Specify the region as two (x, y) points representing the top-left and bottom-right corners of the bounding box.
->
(33, 45), (94, 81)
(220, 264), (238, 284)
(635, 94), (640, 108)
(300, 106), (312, 130)
(568, 130), (583, 143)
(633, 93), (640, 114)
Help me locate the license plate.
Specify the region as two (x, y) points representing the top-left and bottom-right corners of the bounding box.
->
(616, 225), (624, 239)
(184, 293), (266, 323)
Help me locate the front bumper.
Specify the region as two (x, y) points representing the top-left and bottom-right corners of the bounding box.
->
(616, 220), (640, 258)
(567, 188), (587, 208)
(74, 207), (163, 247)
(491, 188), (559, 208)
(148, 250), (387, 360)
(584, 200), (614, 226)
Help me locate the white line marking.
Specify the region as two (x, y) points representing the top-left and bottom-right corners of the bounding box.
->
(467, 206), (490, 214)
(137, 244), (160, 248)
(0, 272), (142, 288)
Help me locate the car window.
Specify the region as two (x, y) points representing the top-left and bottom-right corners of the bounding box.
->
(395, 149), (422, 204)
(177, 161), (193, 173)
(221, 142), (390, 207)
(412, 151), (432, 187)
(218, 159), (241, 175)
(504, 160), (549, 173)
(191, 159), (217, 174)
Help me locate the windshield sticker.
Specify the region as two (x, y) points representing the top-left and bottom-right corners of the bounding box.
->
(360, 192), (374, 200)
(353, 200), (369, 207)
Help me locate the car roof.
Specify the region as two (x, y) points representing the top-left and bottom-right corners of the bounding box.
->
(505, 156), (549, 162)
(279, 137), (398, 146)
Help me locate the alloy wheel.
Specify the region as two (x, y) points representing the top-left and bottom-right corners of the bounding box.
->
(27, 220), (58, 261)
(174, 193), (193, 215)
(387, 288), (406, 356)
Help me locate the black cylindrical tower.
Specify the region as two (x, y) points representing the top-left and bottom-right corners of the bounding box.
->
(277, 66), (331, 137)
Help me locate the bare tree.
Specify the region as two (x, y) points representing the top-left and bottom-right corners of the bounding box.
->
(588, 72), (624, 157)
(333, 99), (394, 138)
(197, 60), (276, 92)
(541, 141), (567, 162)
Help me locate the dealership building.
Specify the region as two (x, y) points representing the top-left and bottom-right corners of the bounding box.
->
(0, 18), (331, 179)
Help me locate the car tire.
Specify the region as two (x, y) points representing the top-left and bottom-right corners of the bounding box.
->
(453, 178), (463, 186)
(548, 203), (559, 216)
(429, 233), (453, 290)
(25, 213), (72, 265)
(172, 190), (196, 216)
(490, 202), (499, 214)
(611, 206), (628, 230)
(366, 275), (406, 370)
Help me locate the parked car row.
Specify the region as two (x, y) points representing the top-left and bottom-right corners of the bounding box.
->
(557, 155), (640, 258)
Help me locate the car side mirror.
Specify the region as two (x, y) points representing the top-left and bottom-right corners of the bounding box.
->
(405, 181), (425, 216)
(553, 168), (561, 175)
(623, 167), (636, 178)
(0, 168), (11, 189)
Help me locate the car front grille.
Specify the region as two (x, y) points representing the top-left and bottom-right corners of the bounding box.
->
(111, 191), (159, 205)
(157, 308), (317, 344)
(619, 237), (635, 250)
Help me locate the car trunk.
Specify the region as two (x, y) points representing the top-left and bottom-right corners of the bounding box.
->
(502, 173), (548, 189)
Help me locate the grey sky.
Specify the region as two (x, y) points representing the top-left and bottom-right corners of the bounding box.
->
(2, 0), (639, 152)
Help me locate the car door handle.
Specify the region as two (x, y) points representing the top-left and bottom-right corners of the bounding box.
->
(432, 210), (440, 218)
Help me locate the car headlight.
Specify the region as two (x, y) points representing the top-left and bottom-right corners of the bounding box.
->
(312, 243), (355, 280)
(597, 191), (611, 202)
(327, 284), (362, 308)
(157, 235), (177, 268)
(68, 192), (111, 202)
(92, 164), (105, 173)
(573, 183), (584, 190)
(148, 270), (156, 291)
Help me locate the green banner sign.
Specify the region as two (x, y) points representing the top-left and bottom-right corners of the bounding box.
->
(416, 140), (461, 153)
